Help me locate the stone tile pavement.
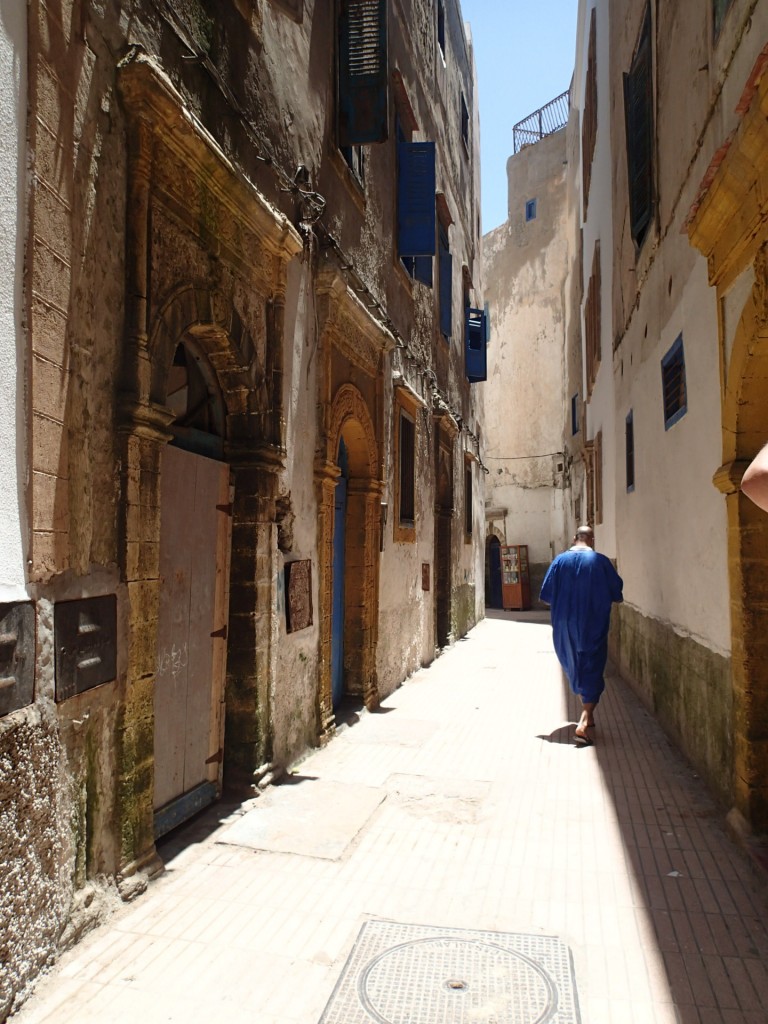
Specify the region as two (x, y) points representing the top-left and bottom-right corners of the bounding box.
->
(12, 613), (768, 1023)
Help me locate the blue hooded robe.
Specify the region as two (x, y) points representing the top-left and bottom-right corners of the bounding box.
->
(540, 548), (623, 704)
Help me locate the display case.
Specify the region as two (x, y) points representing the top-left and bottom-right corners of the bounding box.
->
(501, 544), (531, 611)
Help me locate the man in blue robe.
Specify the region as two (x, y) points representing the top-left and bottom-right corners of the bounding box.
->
(540, 526), (623, 743)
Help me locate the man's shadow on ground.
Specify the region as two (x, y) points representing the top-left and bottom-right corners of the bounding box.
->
(537, 724), (593, 747)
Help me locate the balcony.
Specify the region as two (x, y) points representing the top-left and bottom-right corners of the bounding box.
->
(512, 90), (570, 154)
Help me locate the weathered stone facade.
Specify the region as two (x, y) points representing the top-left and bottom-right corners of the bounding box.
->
(483, 127), (572, 608)
(1, 1), (486, 1016)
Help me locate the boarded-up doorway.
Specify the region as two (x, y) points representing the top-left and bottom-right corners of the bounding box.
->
(154, 444), (232, 837)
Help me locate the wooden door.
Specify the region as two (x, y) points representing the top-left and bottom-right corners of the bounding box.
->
(154, 444), (231, 834)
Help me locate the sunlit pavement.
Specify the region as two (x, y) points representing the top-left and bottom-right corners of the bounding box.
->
(13, 613), (768, 1024)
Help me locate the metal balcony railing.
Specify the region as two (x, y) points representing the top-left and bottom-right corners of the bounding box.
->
(512, 89), (570, 154)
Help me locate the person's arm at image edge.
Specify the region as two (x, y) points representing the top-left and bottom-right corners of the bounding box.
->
(742, 445), (768, 512)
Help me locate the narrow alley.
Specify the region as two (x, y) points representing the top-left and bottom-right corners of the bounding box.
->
(13, 615), (768, 1024)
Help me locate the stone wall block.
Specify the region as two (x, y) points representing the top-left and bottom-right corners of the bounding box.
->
(32, 354), (70, 423)
(32, 470), (69, 533)
(32, 411), (67, 478)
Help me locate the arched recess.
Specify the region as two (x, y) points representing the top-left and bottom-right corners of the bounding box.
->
(316, 384), (382, 736)
(121, 286), (283, 847)
(116, 52), (302, 875)
(687, 65), (768, 834)
(485, 535), (503, 609)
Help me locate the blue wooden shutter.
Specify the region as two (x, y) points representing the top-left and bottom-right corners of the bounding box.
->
(338, 0), (389, 146)
(466, 307), (487, 383)
(439, 247), (452, 337)
(398, 142), (436, 257)
(414, 256), (433, 286)
(623, 7), (653, 246)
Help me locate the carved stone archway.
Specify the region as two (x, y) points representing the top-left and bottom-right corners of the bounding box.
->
(313, 269), (394, 741)
(116, 51), (302, 876)
(688, 60), (768, 834)
(316, 385), (382, 735)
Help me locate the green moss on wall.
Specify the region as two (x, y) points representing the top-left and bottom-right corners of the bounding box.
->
(452, 583), (477, 640)
(610, 603), (733, 808)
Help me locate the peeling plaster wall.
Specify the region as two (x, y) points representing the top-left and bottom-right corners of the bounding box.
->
(484, 130), (570, 587)
(0, 0), (27, 598)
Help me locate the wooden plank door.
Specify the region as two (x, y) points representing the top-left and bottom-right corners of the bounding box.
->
(154, 444), (231, 831)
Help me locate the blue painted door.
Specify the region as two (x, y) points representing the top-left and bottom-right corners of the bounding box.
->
(331, 439), (348, 708)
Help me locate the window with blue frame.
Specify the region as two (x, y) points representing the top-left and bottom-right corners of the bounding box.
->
(338, 0), (389, 147)
(525, 199), (537, 221)
(626, 410), (635, 491)
(397, 116), (435, 284)
(661, 334), (687, 429)
(571, 394), (579, 435)
(465, 306), (489, 383)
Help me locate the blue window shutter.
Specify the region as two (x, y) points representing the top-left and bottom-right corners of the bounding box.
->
(439, 248), (452, 337)
(338, 0), (389, 146)
(398, 142), (436, 256)
(466, 307), (487, 383)
(415, 256), (433, 286)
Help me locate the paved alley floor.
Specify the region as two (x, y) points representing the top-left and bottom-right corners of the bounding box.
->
(13, 614), (768, 1024)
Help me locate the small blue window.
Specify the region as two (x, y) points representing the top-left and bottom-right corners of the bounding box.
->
(571, 394), (579, 436)
(661, 334), (687, 430)
(525, 199), (537, 221)
(626, 410), (635, 492)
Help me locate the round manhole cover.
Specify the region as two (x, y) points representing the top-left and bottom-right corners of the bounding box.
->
(357, 936), (558, 1024)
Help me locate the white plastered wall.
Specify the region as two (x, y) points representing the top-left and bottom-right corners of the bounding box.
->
(0, 1), (28, 599)
(580, 0), (617, 560)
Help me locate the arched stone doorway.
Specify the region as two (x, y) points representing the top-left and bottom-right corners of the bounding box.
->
(317, 385), (382, 733)
(688, 67), (768, 833)
(485, 535), (503, 609)
(116, 53), (302, 874)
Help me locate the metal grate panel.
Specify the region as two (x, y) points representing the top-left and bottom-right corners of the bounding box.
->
(319, 920), (581, 1023)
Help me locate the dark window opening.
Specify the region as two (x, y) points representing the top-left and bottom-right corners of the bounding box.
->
(340, 144), (365, 184)
(525, 198), (537, 222)
(465, 463), (473, 538)
(399, 411), (416, 525)
(623, 4), (654, 248)
(571, 393), (580, 436)
(626, 410), (635, 492)
(582, 9), (598, 218)
(437, 0), (446, 59)
(461, 93), (469, 151)
(439, 222), (452, 338)
(661, 334), (687, 430)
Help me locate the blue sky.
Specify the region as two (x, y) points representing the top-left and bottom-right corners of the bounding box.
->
(460, 0), (578, 233)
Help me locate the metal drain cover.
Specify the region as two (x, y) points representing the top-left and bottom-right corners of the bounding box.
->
(319, 921), (581, 1023)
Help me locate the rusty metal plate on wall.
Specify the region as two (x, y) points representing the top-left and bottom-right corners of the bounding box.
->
(285, 559), (312, 633)
(318, 920), (581, 1024)
(0, 602), (36, 717)
(55, 595), (117, 701)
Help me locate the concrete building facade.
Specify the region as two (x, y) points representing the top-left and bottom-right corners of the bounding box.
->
(0, 1), (487, 1016)
(484, 126), (572, 604)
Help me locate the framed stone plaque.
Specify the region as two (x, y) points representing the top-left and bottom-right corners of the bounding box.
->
(285, 559), (313, 633)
